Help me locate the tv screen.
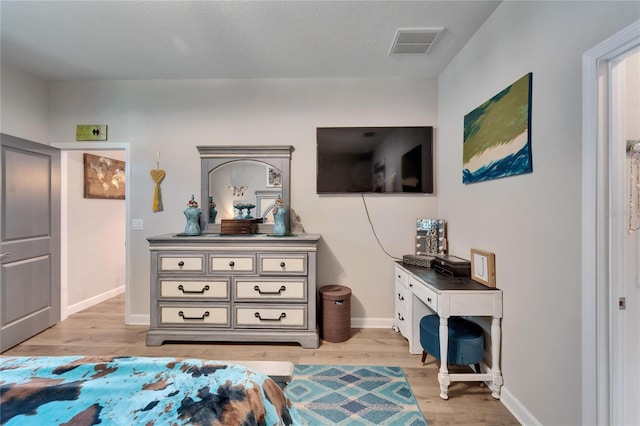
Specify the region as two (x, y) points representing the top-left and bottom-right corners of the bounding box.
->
(316, 126), (433, 194)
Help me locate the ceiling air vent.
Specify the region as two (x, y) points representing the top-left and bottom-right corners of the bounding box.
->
(390, 28), (443, 55)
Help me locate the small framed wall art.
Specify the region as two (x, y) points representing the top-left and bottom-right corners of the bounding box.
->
(470, 248), (496, 287)
(267, 166), (282, 187)
(84, 153), (125, 199)
(77, 125), (108, 141)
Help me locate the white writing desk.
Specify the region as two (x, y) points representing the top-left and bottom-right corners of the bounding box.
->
(394, 262), (503, 400)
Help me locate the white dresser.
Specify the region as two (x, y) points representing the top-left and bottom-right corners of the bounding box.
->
(146, 233), (321, 348)
(395, 262), (503, 400)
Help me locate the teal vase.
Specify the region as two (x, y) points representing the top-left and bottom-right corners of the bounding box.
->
(273, 203), (287, 236)
(184, 196), (201, 236)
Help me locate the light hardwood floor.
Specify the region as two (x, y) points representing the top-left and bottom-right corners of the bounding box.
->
(2, 294), (519, 425)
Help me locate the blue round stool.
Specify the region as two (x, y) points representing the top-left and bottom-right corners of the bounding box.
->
(419, 314), (484, 372)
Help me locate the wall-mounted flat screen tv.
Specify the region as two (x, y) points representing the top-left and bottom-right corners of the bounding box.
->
(316, 126), (434, 194)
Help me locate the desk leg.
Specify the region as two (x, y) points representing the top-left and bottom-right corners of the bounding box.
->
(438, 316), (450, 400)
(490, 317), (503, 399)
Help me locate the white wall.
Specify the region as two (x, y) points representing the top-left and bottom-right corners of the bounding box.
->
(0, 61), (49, 142)
(437, 2), (640, 425)
(66, 150), (125, 309)
(47, 78), (439, 323)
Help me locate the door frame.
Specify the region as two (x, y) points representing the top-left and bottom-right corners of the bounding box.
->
(581, 20), (640, 425)
(52, 142), (131, 323)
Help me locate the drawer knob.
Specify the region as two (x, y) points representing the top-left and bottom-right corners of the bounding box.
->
(397, 293), (404, 301)
(254, 312), (286, 321)
(253, 285), (287, 295)
(280, 261), (286, 268)
(178, 284), (210, 294)
(178, 261), (185, 267)
(427, 297), (432, 303)
(229, 261), (235, 267)
(178, 310), (210, 320)
(397, 313), (404, 321)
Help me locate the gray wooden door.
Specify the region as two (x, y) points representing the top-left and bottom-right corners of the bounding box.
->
(1, 133), (60, 352)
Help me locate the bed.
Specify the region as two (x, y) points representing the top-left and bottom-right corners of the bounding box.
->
(0, 355), (300, 425)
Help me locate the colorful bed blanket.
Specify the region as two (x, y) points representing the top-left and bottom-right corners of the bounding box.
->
(0, 356), (300, 425)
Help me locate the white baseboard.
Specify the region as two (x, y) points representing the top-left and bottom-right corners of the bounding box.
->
(351, 317), (395, 329)
(499, 385), (542, 426)
(66, 286), (125, 317)
(126, 314), (150, 326)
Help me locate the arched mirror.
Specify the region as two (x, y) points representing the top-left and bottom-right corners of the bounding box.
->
(198, 146), (293, 234)
(208, 160), (281, 222)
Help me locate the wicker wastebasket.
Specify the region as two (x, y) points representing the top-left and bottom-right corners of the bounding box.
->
(319, 285), (352, 343)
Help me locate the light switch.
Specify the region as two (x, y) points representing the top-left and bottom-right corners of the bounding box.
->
(132, 219), (144, 230)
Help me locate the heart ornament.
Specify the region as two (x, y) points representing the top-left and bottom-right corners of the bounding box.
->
(150, 169), (166, 212)
(150, 169), (166, 184)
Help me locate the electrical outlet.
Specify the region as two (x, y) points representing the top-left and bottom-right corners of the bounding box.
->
(132, 219), (144, 230)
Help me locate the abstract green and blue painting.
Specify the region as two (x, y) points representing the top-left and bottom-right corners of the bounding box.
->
(463, 73), (533, 184)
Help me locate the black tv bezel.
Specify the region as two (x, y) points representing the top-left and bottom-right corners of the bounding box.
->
(316, 126), (434, 195)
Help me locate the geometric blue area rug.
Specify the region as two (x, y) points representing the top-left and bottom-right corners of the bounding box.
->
(286, 365), (428, 425)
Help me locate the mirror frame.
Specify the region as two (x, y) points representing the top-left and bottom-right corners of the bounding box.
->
(416, 218), (447, 256)
(197, 145), (293, 234)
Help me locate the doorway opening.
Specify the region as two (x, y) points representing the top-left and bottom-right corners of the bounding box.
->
(53, 142), (131, 323)
(581, 20), (640, 426)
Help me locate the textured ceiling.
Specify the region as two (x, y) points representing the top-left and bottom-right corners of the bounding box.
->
(0, 1), (501, 81)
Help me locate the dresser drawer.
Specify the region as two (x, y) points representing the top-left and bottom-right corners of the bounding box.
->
(258, 254), (307, 274)
(410, 276), (438, 312)
(160, 305), (229, 326)
(235, 305), (307, 328)
(160, 255), (204, 272)
(395, 302), (410, 337)
(210, 255), (255, 273)
(395, 278), (411, 339)
(235, 279), (306, 300)
(395, 279), (410, 311)
(160, 280), (228, 299)
(395, 265), (409, 289)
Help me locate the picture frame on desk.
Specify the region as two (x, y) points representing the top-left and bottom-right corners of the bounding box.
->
(470, 248), (496, 287)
